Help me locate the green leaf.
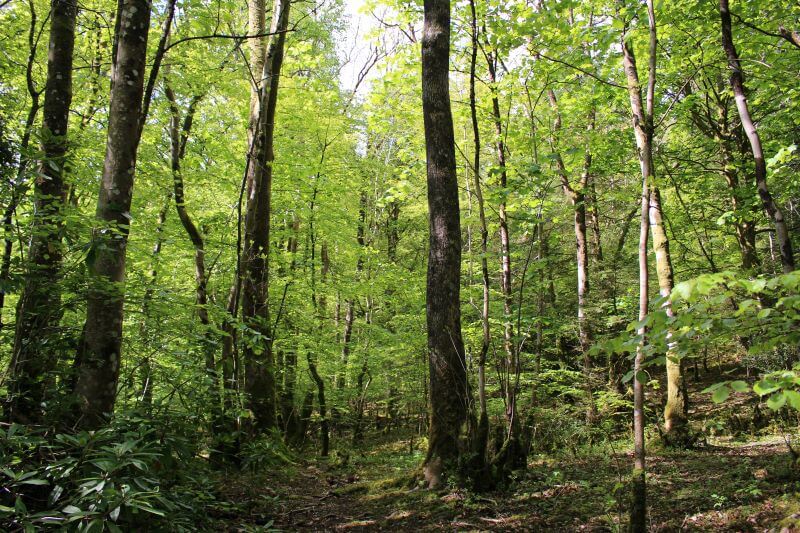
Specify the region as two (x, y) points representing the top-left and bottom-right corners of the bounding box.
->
(753, 379), (779, 396)
(19, 479), (48, 486)
(729, 380), (749, 393)
(702, 382), (726, 393)
(766, 392), (786, 411)
(711, 386), (730, 403)
(15, 496), (27, 515)
(784, 390), (800, 410)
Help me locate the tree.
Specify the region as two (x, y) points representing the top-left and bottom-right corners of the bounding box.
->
(719, 0), (795, 273)
(421, 0), (468, 489)
(621, 2), (654, 528)
(621, 0), (688, 445)
(467, 0), (490, 476)
(241, 0), (292, 432)
(547, 88), (597, 426)
(5, 0), (78, 424)
(73, 0), (152, 427)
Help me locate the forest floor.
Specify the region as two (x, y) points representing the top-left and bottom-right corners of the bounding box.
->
(209, 365), (800, 531)
(214, 433), (800, 532)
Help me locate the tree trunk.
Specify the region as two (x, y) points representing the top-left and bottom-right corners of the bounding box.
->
(6, 0), (77, 423)
(164, 86), (221, 426)
(719, 0), (795, 273)
(648, 187), (687, 441)
(387, 201), (399, 262)
(588, 173), (603, 262)
(241, 0), (291, 432)
(485, 46), (522, 452)
(621, 5), (655, 528)
(720, 137), (758, 270)
(139, 190), (172, 407)
(468, 0), (490, 471)
(421, 0), (468, 489)
(74, 0), (151, 428)
(0, 1), (42, 332)
(547, 89), (596, 426)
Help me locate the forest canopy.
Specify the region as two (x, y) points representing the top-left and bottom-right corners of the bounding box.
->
(0, 0), (799, 529)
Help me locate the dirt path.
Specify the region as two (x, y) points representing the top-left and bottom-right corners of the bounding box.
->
(272, 464), (378, 531)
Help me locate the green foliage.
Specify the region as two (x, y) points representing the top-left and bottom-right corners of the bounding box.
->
(0, 413), (216, 531)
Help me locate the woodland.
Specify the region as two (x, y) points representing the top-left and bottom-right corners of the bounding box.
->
(0, 0), (799, 530)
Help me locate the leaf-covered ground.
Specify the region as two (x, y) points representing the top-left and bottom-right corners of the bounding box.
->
(211, 434), (799, 531)
(205, 364), (800, 531)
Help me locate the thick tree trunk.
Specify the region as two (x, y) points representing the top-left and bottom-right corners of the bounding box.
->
(719, 0), (794, 273)
(241, 0), (291, 432)
(421, 0), (468, 489)
(5, 0), (77, 423)
(74, 0), (151, 428)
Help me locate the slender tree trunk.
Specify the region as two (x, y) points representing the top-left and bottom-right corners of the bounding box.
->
(74, 0), (152, 428)
(6, 0), (78, 423)
(337, 302), (354, 390)
(631, 171), (650, 533)
(547, 89), (596, 426)
(1, 0), (42, 331)
(343, 190), (368, 438)
(279, 216), (301, 441)
(621, 5), (654, 528)
(387, 201), (399, 262)
(485, 48), (521, 450)
(468, 0), (490, 468)
(649, 186), (687, 440)
(139, 190), (172, 407)
(164, 86), (222, 425)
(306, 228), (330, 455)
(483, 31), (527, 471)
(719, 136), (758, 270)
(421, 0), (467, 489)
(588, 173), (603, 262)
(719, 0), (794, 273)
(241, 0), (291, 432)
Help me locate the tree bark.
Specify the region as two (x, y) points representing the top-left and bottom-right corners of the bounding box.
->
(421, 0), (468, 489)
(1, 0), (42, 332)
(74, 0), (152, 428)
(547, 89), (597, 425)
(139, 190), (172, 407)
(649, 186), (687, 440)
(468, 0), (490, 468)
(164, 85), (221, 426)
(719, 0), (794, 273)
(241, 0), (291, 432)
(621, 6), (653, 529)
(6, 0), (77, 423)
